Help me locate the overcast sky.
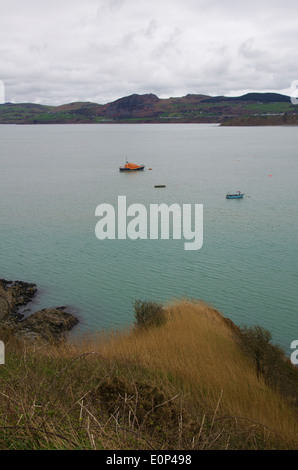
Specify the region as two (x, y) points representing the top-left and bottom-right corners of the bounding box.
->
(1, 0), (298, 105)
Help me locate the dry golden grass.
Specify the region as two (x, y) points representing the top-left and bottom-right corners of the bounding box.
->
(1, 299), (297, 449)
(58, 299), (298, 447)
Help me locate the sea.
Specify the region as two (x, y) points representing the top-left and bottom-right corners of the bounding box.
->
(0, 123), (297, 356)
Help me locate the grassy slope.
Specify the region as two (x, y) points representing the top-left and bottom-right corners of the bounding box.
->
(0, 300), (297, 450)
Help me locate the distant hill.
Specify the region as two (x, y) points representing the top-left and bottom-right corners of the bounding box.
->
(1, 92), (297, 125)
(202, 92), (291, 103)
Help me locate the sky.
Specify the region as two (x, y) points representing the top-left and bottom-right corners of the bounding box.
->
(1, 0), (298, 105)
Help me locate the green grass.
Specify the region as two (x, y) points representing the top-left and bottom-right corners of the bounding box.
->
(242, 102), (296, 113)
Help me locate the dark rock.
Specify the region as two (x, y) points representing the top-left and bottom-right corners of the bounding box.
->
(0, 279), (37, 319)
(0, 279), (78, 342)
(19, 307), (79, 341)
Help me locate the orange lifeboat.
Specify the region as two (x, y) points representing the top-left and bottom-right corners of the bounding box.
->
(119, 161), (145, 171)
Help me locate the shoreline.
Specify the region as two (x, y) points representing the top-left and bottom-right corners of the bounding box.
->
(0, 279), (79, 341)
(1, 121), (298, 126)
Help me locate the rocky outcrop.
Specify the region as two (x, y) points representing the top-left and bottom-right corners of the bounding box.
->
(15, 307), (79, 341)
(0, 279), (78, 342)
(100, 93), (160, 119)
(0, 279), (37, 320)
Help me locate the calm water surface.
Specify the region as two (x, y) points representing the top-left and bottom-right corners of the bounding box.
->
(0, 124), (297, 355)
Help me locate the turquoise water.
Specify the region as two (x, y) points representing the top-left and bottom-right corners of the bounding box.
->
(0, 124), (297, 355)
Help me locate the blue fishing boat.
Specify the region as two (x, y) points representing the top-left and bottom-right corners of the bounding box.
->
(226, 191), (244, 199)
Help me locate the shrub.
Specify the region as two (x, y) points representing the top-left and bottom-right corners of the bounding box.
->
(133, 300), (166, 329)
(238, 325), (298, 406)
(238, 325), (273, 379)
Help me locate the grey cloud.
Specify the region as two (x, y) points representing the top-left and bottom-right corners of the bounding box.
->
(152, 27), (183, 59)
(143, 19), (159, 38)
(1, 0), (298, 104)
(97, 0), (125, 14)
(239, 39), (265, 60)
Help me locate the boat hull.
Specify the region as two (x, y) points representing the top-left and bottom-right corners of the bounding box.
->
(226, 194), (244, 199)
(119, 166), (145, 171)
